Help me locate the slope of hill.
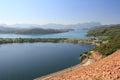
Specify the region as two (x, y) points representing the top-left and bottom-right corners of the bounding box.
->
(35, 50), (120, 80)
(87, 24), (120, 56)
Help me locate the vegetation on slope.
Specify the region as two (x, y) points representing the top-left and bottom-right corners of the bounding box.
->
(80, 24), (120, 61)
(93, 34), (120, 56)
(87, 24), (120, 37)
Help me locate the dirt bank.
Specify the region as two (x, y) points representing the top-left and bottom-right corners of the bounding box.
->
(43, 50), (120, 80)
(34, 51), (103, 80)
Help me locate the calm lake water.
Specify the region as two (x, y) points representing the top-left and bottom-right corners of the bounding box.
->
(0, 42), (94, 80)
(0, 29), (88, 39)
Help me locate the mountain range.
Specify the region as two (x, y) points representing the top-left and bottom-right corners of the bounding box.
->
(0, 22), (102, 34)
(0, 22), (102, 29)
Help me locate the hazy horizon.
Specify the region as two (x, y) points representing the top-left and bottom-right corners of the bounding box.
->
(0, 0), (120, 25)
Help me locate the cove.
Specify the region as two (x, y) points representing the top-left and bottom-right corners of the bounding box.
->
(0, 42), (94, 80)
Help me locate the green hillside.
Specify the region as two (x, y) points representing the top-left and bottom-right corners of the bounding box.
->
(80, 24), (120, 61)
(87, 24), (120, 37)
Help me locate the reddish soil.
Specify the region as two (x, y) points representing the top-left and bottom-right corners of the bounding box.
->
(35, 50), (120, 80)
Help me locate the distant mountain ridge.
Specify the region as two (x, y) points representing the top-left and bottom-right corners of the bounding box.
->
(0, 22), (102, 34)
(0, 22), (102, 29)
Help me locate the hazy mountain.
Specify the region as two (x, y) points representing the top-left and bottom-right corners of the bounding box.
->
(41, 22), (102, 29)
(0, 22), (102, 29)
(0, 22), (102, 34)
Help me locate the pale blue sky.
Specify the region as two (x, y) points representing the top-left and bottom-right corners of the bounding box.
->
(0, 0), (120, 25)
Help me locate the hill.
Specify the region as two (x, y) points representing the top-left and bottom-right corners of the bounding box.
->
(34, 50), (120, 80)
(87, 24), (120, 56)
(79, 24), (120, 63)
(87, 24), (120, 37)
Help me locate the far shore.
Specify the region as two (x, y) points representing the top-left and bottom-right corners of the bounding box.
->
(0, 38), (100, 45)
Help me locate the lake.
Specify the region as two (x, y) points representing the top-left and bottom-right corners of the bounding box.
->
(0, 29), (88, 39)
(0, 42), (94, 80)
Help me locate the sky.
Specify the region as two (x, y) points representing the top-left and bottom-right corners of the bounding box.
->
(0, 0), (120, 25)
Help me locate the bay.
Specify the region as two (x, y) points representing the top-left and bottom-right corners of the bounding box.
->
(0, 42), (93, 80)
